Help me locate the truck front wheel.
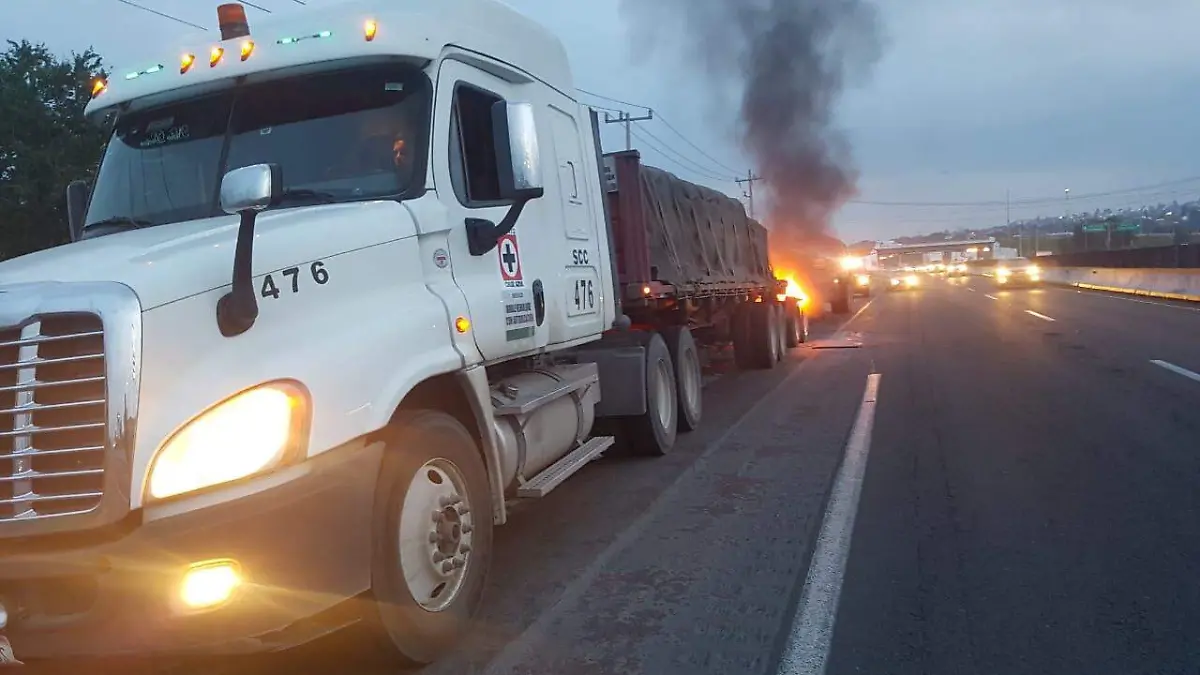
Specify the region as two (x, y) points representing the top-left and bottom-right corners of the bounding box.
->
(367, 410), (493, 666)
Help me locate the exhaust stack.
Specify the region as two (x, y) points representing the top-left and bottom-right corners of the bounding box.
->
(218, 3), (250, 40)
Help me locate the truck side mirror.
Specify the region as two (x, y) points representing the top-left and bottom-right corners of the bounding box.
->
(465, 102), (545, 257)
(220, 163), (282, 214)
(215, 163), (282, 338)
(66, 180), (89, 242)
(492, 101), (544, 201)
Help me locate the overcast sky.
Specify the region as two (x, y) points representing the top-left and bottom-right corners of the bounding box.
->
(4, 0), (1199, 242)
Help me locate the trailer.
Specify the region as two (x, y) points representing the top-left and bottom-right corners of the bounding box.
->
(603, 151), (808, 369)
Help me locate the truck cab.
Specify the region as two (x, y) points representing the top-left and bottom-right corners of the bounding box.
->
(0, 0), (682, 665)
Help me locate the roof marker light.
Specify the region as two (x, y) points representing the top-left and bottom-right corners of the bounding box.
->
(91, 78), (107, 98)
(364, 19), (378, 41)
(240, 39), (255, 61)
(181, 53), (196, 74)
(277, 31), (332, 45)
(210, 46), (225, 67)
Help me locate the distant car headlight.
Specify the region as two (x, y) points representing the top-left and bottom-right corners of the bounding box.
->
(956, 264), (967, 273)
(996, 267), (1010, 277)
(147, 383), (309, 501)
(905, 274), (919, 286)
(890, 278), (901, 286)
(855, 274), (870, 286)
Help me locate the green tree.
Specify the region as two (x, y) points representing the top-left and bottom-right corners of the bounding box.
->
(0, 40), (107, 260)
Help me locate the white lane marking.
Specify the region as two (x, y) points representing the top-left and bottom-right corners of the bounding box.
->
(840, 298), (875, 334)
(1150, 360), (1200, 383)
(984, 294), (999, 300)
(967, 287), (976, 292)
(1025, 309), (1056, 322)
(777, 373), (882, 675)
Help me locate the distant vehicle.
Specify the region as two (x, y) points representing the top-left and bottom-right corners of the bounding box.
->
(887, 271), (921, 292)
(852, 272), (872, 297)
(993, 257), (1041, 287)
(947, 262), (969, 278)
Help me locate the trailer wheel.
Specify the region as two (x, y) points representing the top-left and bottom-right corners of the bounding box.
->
(772, 305), (786, 361)
(622, 332), (678, 455)
(784, 303), (803, 348)
(367, 410), (493, 666)
(738, 302), (777, 370)
(662, 326), (702, 432)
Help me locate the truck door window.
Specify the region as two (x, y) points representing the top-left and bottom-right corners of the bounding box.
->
(449, 84), (505, 206)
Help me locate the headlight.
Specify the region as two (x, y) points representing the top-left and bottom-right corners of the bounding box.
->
(890, 278), (900, 286)
(956, 264), (967, 273)
(855, 274), (870, 286)
(147, 383), (309, 500)
(1026, 265), (1039, 274)
(905, 275), (919, 286)
(996, 267), (1010, 276)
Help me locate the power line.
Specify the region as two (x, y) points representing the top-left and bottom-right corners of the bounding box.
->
(578, 88), (741, 174)
(576, 88), (651, 112)
(637, 126), (739, 180)
(241, 1), (273, 13)
(289, 0), (307, 4)
(114, 0), (209, 30)
(656, 115), (742, 175)
(629, 128), (734, 183)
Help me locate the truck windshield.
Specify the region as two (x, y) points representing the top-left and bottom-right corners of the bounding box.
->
(84, 64), (430, 232)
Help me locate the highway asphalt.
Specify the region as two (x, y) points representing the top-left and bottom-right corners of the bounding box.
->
(40, 278), (1200, 674)
(828, 277), (1200, 675)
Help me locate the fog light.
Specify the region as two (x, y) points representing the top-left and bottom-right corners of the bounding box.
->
(179, 560), (242, 610)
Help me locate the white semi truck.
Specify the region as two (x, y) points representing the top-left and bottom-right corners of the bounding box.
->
(0, 0), (804, 667)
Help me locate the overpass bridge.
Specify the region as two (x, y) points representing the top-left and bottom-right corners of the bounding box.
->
(874, 238), (998, 255)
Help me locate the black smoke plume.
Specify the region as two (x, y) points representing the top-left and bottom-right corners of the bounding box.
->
(619, 0), (881, 241)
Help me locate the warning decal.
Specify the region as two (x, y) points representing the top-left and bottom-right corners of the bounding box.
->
(504, 288), (536, 341)
(498, 234), (523, 286)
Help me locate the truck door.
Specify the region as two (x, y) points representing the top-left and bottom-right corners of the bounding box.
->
(542, 99), (606, 345)
(432, 58), (554, 361)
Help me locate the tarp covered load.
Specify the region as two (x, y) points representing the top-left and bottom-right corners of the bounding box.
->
(639, 164), (771, 288)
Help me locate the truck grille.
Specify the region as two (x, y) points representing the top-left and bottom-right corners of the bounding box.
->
(0, 315), (107, 521)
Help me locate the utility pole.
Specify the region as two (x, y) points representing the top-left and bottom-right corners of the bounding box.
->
(736, 171), (763, 219)
(603, 110), (653, 151)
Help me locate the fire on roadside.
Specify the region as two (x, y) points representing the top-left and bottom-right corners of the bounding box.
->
(774, 270), (809, 307)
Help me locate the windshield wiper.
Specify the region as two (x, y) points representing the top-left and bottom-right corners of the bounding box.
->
(84, 216), (153, 231)
(277, 189), (340, 204)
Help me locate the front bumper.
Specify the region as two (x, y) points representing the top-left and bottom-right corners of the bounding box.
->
(0, 438), (382, 659)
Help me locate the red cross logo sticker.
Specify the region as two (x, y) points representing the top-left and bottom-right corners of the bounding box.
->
(498, 234), (522, 281)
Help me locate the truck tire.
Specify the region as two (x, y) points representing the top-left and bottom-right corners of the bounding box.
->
(366, 410), (493, 666)
(621, 332), (678, 455)
(739, 302), (777, 370)
(784, 304), (803, 348)
(662, 325), (702, 432)
(772, 305), (786, 360)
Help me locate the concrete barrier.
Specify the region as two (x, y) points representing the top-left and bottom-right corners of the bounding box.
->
(1039, 267), (1200, 302)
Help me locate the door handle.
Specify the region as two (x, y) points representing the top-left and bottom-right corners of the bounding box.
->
(566, 161), (579, 200)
